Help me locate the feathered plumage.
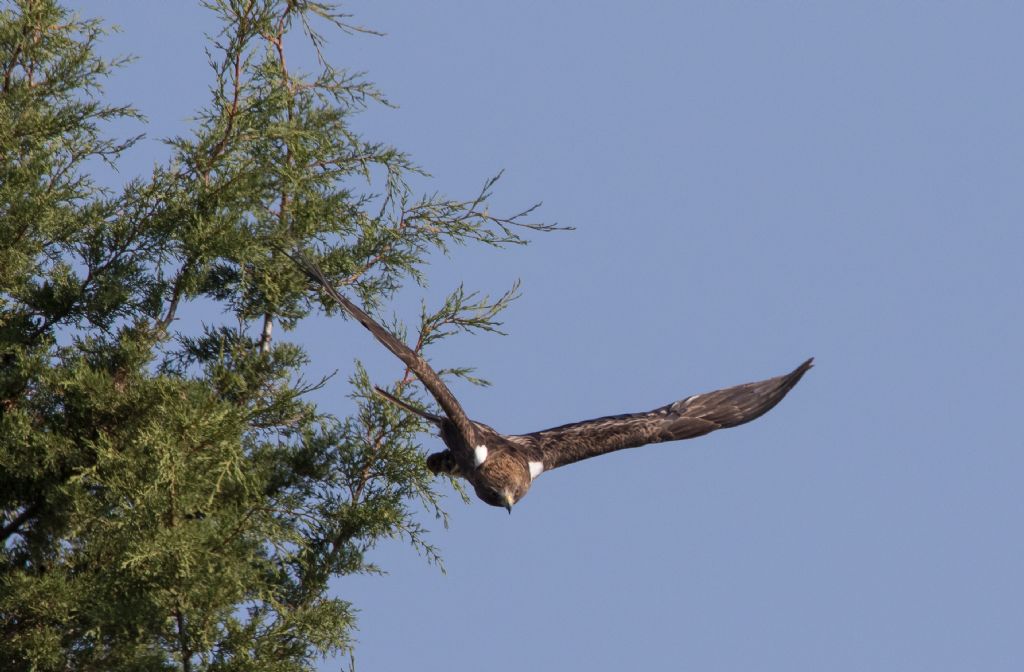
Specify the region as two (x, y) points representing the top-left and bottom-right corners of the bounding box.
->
(289, 251), (812, 512)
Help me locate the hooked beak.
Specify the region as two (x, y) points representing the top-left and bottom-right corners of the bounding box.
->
(505, 504), (513, 515)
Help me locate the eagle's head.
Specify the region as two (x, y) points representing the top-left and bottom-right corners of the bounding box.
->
(473, 451), (532, 513)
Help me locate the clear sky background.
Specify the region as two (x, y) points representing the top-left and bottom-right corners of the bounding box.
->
(78, 2), (1022, 670)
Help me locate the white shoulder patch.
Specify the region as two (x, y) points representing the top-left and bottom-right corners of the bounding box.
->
(529, 460), (544, 480)
(473, 444), (488, 466)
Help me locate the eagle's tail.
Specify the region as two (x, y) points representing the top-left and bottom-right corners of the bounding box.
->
(373, 386), (444, 426)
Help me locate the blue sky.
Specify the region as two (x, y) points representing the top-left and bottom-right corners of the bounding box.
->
(80, 2), (1023, 670)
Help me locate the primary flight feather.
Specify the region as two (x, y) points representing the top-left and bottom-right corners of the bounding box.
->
(291, 252), (812, 512)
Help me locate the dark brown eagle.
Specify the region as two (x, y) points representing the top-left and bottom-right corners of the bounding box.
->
(292, 254), (812, 512)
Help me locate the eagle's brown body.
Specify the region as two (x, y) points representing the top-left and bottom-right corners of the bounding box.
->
(427, 420), (535, 509)
(289, 250), (812, 512)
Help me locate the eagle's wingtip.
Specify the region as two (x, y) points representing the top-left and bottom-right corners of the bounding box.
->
(787, 357), (815, 384)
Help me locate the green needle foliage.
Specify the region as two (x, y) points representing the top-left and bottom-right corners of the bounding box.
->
(0, 2), (561, 669)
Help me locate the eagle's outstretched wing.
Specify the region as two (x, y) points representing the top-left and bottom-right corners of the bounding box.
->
(521, 358), (813, 471)
(287, 251), (478, 445)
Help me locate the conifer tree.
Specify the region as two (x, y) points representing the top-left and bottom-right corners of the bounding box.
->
(0, 2), (555, 669)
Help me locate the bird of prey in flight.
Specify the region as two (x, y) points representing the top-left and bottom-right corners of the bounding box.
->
(290, 253), (812, 513)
